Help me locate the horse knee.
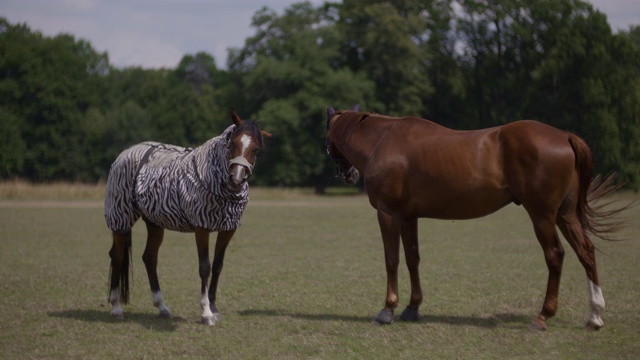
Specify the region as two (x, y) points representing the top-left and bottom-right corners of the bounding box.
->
(544, 245), (565, 271)
(199, 260), (211, 279)
(555, 246), (565, 261)
(141, 251), (152, 266)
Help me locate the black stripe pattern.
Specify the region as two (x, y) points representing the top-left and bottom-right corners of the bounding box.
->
(105, 125), (248, 232)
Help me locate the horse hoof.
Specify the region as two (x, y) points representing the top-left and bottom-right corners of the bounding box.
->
(201, 316), (217, 326)
(159, 309), (173, 319)
(372, 309), (394, 325)
(585, 320), (603, 331)
(109, 308), (124, 319)
(212, 312), (222, 322)
(399, 306), (420, 322)
(529, 317), (547, 331)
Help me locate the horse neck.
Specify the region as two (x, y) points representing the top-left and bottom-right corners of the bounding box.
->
(333, 114), (387, 173)
(191, 129), (232, 184)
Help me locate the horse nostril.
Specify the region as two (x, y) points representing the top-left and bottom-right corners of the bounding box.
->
(229, 168), (247, 185)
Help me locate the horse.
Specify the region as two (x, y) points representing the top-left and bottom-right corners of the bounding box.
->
(325, 105), (626, 331)
(104, 110), (271, 325)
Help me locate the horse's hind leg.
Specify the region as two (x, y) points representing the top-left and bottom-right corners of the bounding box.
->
(529, 212), (565, 331)
(142, 220), (172, 318)
(557, 214), (605, 330)
(109, 231), (132, 318)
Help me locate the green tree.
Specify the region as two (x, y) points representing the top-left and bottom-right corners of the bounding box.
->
(0, 18), (109, 181)
(336, 0), (434, 115)
(0, 107), (26, 177)
(421, 0), (469, 127)
(228, 2), (377, 190)
(457, 0), (544, 126)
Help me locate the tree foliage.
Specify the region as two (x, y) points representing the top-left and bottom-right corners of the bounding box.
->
(1, 0), (639, 190)
(227, 3), (376, 189)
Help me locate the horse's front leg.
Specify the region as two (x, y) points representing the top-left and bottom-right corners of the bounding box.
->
(399, 217), (422, 321)
(195, 227), (215, 325)
(374, 208), (401, 325)
(207, 230), (236, 321)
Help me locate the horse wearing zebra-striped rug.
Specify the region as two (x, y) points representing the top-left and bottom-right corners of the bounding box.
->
(105, 110), (271, 325)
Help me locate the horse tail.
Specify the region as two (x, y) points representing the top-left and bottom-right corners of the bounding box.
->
(569, 134), (627, 241)
(108, 231), (133, 304)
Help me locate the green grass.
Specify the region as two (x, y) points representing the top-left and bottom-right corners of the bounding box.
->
(0, 190), (639, 359)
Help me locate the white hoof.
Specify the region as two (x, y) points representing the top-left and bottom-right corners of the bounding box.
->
(110, 309), (124, 319)
(201, 316), (217, 326)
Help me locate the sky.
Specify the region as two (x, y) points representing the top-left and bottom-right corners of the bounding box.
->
(1, 0), (639, 69)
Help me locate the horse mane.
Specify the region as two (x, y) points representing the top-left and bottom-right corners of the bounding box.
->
(329, 111), (372, 144)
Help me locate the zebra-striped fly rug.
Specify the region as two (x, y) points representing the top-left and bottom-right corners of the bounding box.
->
(105, 125), (248, 233)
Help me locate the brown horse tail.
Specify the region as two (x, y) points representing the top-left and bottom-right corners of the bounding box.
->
(108, 231), (133, 304)
(569, 134), (627, 241)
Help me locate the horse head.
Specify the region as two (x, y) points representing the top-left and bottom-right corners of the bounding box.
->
(326, 105), (360, 184)
(227, 110), (272, 192)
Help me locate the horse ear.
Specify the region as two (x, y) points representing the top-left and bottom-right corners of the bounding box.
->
(327, 106), (335, 119)
(230, 109), (243, 126)
(261, 130), (273, 138)
(351, 104), (360, 112)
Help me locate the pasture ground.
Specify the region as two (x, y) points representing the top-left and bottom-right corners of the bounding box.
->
(0, 184), (639, 359)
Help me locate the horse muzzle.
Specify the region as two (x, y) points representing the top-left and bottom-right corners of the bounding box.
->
(343, 166), (360, 185)
(228, 156), (253, 192)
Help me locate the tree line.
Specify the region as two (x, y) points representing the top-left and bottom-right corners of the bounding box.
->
(1, 0), (639, 191)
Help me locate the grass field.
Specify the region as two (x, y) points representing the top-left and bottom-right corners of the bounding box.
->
(0, 185), (639, 359)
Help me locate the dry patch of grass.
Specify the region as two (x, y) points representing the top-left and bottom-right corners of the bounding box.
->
(0, 180), (105, 200)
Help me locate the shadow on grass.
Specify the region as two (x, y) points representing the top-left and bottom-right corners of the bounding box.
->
(48, 309), (188, 332)
(238, 309), (372, 322)
(238, 309), (530, 328)
(422, 313), (531, 328)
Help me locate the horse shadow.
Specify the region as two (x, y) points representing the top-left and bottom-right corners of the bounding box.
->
(47, 309), (188, 332)
(237, 309), (530, 328)
(48, 308), (531, 331)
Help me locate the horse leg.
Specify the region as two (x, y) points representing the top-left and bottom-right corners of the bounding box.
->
(207, 230), (236, 322)
(557, 215), (605, 330)
(399, 216), (422, 322)
(142, 220), (172, 318)
(108, 231), (131, 318)
(529, 214), (565, 331)
(195, 227), (215, 325)
(373, 208), (401, 325)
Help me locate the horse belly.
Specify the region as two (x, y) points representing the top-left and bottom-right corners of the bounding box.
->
(414, 189), (513, 220)
(412, 144), (511, 219)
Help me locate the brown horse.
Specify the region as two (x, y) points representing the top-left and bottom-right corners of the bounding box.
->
(105, 110), (271, 325)
(325, 105), (624, 330)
